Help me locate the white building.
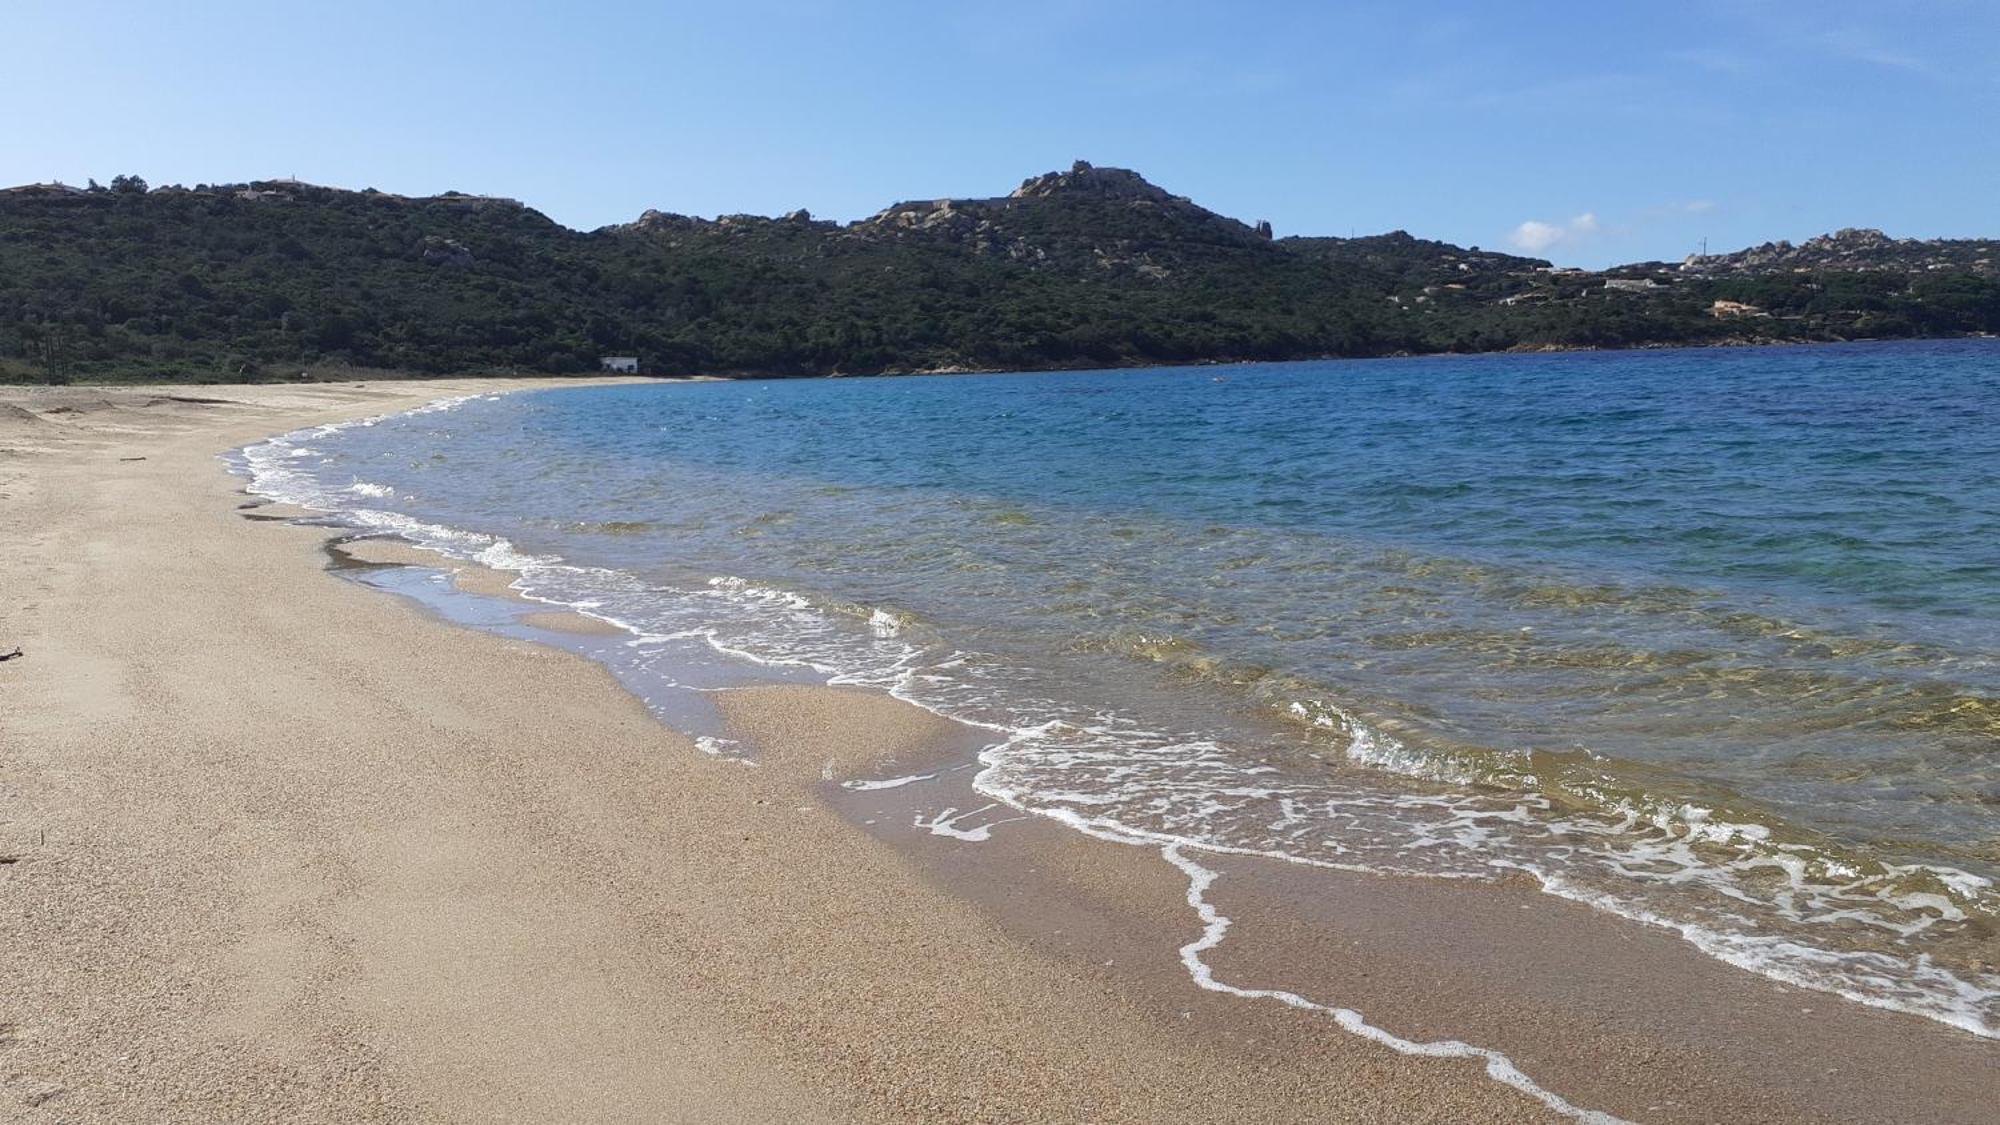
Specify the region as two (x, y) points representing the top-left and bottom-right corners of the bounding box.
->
(599, 356), (640, 374)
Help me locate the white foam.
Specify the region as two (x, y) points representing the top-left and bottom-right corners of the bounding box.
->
(913, 804), (1023, 842)
(692, 735), (757, 765)
(947, 781), (1629, 1119)
(1519, 865), (2000, 1039)
(1158, 844), (1630, 1124)
(843, 771), (940, 791)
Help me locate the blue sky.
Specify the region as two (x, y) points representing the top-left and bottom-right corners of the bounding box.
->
(6, 0), (1996, 267)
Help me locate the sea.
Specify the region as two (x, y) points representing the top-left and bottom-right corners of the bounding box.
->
(234, 340), (2000, 1043)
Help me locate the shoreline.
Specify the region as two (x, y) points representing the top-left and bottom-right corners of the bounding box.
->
(7, 331), (1996, 389)
(3, 381), (1996, 1122)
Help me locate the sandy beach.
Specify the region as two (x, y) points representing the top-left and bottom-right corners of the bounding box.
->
(2, 380), (1995, 1123)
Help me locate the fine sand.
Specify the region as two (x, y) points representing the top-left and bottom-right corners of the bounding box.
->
(1, 380), (1995, 1123)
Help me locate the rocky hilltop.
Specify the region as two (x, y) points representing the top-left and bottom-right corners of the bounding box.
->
(1009, 160), (1189, 204)
(2, 164), (1996, 382)
(1683, 227), (2000, 277)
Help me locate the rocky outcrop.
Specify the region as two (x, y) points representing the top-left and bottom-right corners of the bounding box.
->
(867, 199), (984, 237)
(1802, 227), (1895, 254)
(1683, 227), (1998, 276)
(419, 236), (474, 267)
(1710, 300), (1769, 318)
(1008, 160), (1182, 205)
(617, 208), (831, 237)
(621, 209), (713, 234)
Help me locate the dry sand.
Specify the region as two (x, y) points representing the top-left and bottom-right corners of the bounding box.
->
(1, 380), (1994, 1123)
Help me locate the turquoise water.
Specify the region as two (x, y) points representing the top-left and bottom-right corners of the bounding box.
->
(238, 340), (2000, 1036)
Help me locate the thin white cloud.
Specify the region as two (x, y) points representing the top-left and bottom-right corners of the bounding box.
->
(1815, 27), (1932, 73)
(1509, 212), (1599, 254)
(1703, 2), (1949, 79)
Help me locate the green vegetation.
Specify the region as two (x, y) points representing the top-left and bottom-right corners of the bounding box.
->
(2, 164), (1996, 383)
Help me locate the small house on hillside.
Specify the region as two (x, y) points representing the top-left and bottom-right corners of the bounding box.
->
(599, 356), (640, 374)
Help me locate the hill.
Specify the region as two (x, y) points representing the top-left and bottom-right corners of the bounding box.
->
(2, 164), (1997, 382)
(1681, 227), (2000, 277)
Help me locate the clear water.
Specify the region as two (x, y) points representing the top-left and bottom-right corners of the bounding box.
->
(235, 340), (2000, 1037)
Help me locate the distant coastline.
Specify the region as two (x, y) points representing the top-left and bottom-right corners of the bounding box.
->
(862, 331), (2000, 378)
(4, 164), (1998, 385)
(11, 331), (1993, 389)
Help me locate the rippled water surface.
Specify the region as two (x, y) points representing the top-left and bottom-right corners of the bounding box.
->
(239, 341), (2000, 1036)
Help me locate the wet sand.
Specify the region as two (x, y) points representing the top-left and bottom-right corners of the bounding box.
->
(1, 380), (1994, 1122)
(837, 764), (2000, 1123)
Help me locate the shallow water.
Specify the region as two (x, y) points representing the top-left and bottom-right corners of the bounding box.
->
(234, 341), (2000, 1037)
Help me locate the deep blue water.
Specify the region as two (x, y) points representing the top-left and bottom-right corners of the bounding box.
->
(240, 339), (2000, 1035)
